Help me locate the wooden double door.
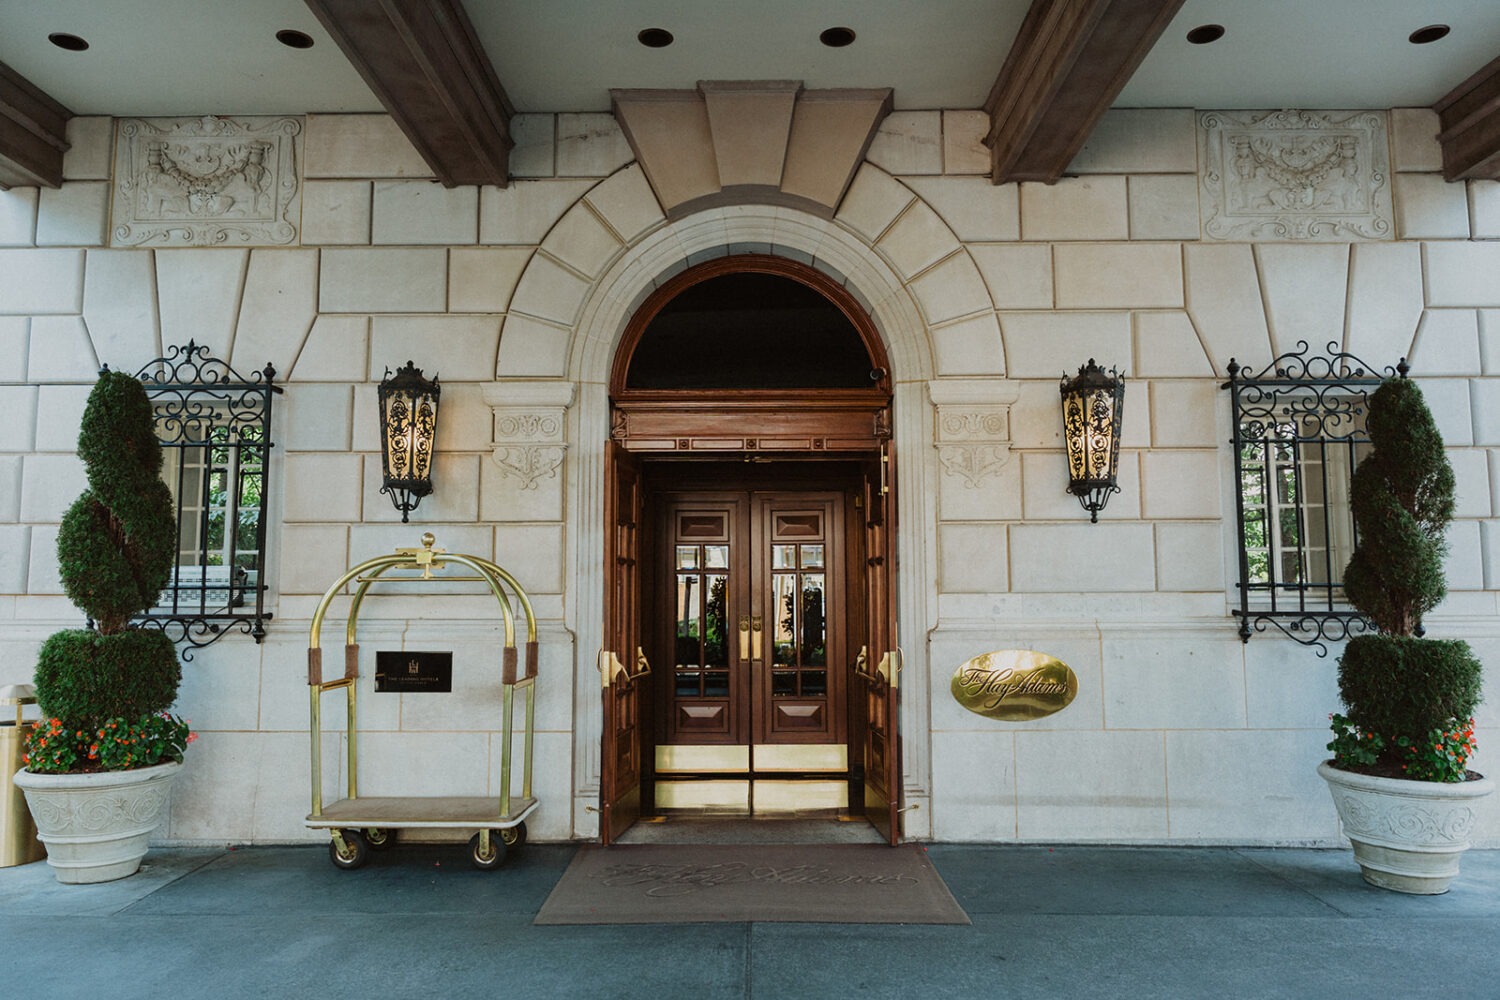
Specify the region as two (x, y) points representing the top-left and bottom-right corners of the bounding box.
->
(601, 453), (902, 843)
(657, 489), (847, 776)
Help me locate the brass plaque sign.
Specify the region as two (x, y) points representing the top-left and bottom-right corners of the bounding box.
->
(375, 651), (453, 693)
(951, 649), (1078, 721)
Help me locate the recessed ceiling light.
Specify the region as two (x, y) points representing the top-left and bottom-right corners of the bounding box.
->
(276, 29), (315, 49)
(638, 27), (673, 48)
(1409, 24), (1450, 45)
(820, 27), (856, 48)
(47, 32), (89, 52)
(1185, 24), (1225, 45)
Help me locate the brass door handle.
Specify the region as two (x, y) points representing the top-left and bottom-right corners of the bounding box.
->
(750, 615), (763, 661)
(633, 647), (652, 678)
(598, 649), (628, 689)
(738, 616), (751, 660)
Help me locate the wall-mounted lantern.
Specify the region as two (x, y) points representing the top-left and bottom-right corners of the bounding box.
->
(378, 361), (440, 522)
(1059, 359), (1125, 523)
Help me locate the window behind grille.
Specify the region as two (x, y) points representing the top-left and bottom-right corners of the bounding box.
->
(1224, 343), (1406, 655)
(132, 341), (280, 655)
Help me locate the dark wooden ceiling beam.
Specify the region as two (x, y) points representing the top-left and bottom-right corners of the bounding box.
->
(304, 0), (515, 187)
(0, 59), (72, 189)
(1433, 53), (1500, 182)
(983, 0), (1185, 185)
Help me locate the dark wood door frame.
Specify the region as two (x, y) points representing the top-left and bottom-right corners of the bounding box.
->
(600, 252), (901, 839)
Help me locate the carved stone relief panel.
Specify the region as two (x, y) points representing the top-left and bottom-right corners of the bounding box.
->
(483, 381), (576, 491)
(928, 380), (1018, 490)
(111, 116), (302, 247)
(1198, 110), (1392, 241)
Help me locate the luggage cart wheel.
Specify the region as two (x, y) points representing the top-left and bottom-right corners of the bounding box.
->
(329, 829), (370, 870)
(364, 827), (396, 851)
(468, 830), (508, 870)
(502, 822), (527, 850)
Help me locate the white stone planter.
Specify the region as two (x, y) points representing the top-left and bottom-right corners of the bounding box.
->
(13, 761), (180, 884)
(1318, 760), (1494, 894)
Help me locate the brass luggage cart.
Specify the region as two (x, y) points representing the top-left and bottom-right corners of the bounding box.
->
(305, 534), (539, 870)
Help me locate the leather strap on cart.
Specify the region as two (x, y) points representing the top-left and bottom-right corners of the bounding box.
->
(525, 640), (539, 680)
(307, 647), (322, 685)
(345, 643), (360, 679)
(502, 645), (518, 685)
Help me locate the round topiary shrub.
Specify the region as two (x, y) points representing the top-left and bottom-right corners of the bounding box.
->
(1338, 635), (1481, 740)
(1333, 377), (1483, 780)
(32, 370), (182, 741)
(34, 628), (180, 731)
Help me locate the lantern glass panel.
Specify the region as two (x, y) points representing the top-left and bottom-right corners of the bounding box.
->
(378, 362), (440, 520)
(1059, 359), (1125, 521)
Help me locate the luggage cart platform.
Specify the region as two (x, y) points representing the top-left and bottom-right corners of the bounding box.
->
(307, 796), (538, 830)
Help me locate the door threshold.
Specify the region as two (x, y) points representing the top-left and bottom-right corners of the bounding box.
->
(653, 777), (850, 812)
(613, 814), (886, 845)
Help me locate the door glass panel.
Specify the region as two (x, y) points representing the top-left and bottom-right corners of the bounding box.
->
(802, 670), (827, 696)
(801, 544), (824, 568)
(676, 536), (731, 702)
(704, 574), (728, 666)
(772, 544), (796, 570)
(772, 670), (796, 695)
(772, 573), (797, 665)
(675, 572), (699, 668)
(800, 574), (826, 666)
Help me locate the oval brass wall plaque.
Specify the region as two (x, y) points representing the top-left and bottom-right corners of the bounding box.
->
(951, 649), (1078, 721)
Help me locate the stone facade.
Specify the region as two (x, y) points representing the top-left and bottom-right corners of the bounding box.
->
(2, 106), (1497, 847)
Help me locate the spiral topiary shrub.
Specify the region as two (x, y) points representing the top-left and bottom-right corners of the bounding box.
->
(1331, 377), (1483, 781)
(29, 369), (183, 759)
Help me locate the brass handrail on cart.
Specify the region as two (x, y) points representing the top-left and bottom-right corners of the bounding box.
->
(305, 533), (540, 870)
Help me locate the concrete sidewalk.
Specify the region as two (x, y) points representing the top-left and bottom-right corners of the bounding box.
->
(2, 843), (1496, 999)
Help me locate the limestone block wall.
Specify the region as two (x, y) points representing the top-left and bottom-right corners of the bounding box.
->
(0, 107), (1496, 846)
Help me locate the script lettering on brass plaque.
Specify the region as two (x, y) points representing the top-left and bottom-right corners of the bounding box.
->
(950, 649), (1078, 721)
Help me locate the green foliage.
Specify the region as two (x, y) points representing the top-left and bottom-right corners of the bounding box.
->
(1327, 713), (1384, 769)
(55, 371), (176, 634)
(1391, 721), (1477, 782)
(30, 370), (184, 773)
(34, 629), (180, 731)
(1338, 635), (1481, 737)
(22, 712), (193, 774)
(1329, 713), (1477, 783)
(1331, 377), (1483, 782)
(1341, 378), (1454, 636)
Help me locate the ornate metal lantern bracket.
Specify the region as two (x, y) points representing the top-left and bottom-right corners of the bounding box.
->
(378, 361), (441, 522)
(1059, 359), (1125, 522)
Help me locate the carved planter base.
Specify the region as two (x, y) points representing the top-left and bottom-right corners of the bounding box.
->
(13, 762), (180, 884)
(1318, 760), (1494, 894)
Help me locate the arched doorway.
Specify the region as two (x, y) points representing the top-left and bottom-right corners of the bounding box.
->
(598, 255), (903, 844)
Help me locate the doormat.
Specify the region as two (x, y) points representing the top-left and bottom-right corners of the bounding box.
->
(534, 843), (969, 925)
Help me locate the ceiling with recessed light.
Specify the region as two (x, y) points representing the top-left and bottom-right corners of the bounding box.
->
(1, 0), (1498, 118)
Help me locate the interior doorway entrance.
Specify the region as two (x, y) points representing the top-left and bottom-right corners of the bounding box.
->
(598, 255), (902, 845)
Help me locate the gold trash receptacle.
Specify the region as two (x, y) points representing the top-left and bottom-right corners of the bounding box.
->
(2, 684), (46, 867)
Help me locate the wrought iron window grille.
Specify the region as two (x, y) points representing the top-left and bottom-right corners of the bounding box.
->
(126, 341), (282, 657)
(1224, 341), (1407, 656)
